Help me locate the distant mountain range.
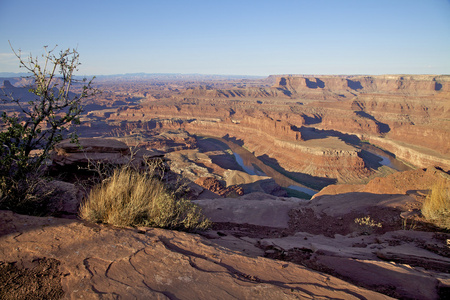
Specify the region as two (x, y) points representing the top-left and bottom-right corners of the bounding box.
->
(0, 72), (30, 77)
(0, 72), (265, 81)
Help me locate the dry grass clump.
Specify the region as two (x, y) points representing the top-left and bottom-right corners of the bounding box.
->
(79, 166), (210, 231)
(354, 216), (382, 235)
(422, 179), (450, 230)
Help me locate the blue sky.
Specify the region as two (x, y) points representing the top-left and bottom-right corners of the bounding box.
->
(0, 0), (449, 76)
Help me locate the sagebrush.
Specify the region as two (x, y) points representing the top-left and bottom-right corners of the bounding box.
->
(79, 166), (210, 231)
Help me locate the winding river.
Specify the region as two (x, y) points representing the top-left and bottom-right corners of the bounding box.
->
(359, 143), (412, 171)
(202, 137), (320, 197)
(200, 136), (412, 198)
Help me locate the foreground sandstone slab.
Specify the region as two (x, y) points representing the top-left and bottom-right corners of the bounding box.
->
(193, 173), (450, 299)
(260, 231), (450, 300)
(0, 210), (390, 299)
(193, 192), (305, 228)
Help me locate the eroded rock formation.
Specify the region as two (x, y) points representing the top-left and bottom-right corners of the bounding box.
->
(95, 74), (449, 181)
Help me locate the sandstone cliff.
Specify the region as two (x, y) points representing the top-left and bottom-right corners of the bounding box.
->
(240, 115), (301, 141)
(272, 75), (450, 96)
(80, 73), (450, 179)
(182, 86), (289, 99)
(153, 118), (372, 184)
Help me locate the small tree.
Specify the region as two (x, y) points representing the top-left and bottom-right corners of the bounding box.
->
(0, 44), (97, 212)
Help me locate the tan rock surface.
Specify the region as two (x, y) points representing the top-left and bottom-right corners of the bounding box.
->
(313, 166), (450, 198)
(51, 138), (164, 166)
(51, 138), (131, 166)
(0, 210), (390, 299)
(362, 166), (450, 194)
(224, 170), (287, 196)
(197, 190), (449, 300)
(194, 193), (306, 228)
(192, 165), (449, 300)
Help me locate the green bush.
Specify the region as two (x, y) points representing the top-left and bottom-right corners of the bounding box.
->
(79, 166), (211, 231)
(0, 45), (96, 214)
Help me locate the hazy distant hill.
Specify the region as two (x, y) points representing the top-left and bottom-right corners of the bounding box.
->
(0, 72), (29, 78)
(93, 73), (266, 83)
(1, 72), (266, 84)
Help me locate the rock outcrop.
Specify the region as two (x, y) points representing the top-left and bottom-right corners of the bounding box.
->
(51, 138), (164, 167)
(182, 85), (288, 99)
(363, 136), (450, 170)
(260, 230), (450, 300)
(51, 138), (132, 166)
(240, 115), (302, 141)
(272, 75), (450, 165)
(362, 166), (450, 195)
(90, 73), (449, 179)
(154, 119), (371, 183)
(194, 177), (244, 197)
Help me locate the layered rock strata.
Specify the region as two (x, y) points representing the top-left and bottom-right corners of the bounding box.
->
(89, 74), (449, 176)
(159, 119), (371, 183)
(272, 75), (450, 96)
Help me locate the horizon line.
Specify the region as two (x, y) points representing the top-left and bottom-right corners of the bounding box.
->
(1, 72), (449, 78)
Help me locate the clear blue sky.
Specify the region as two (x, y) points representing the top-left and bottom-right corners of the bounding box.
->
(0, 0), (449, 76)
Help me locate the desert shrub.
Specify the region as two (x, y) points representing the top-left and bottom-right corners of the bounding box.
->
(79, 166), (210, 231)
(0, 45), (96, 214)
(422, 179), (450, 230)
(0, 170), (55, 216)
(354, 216), (382, 235)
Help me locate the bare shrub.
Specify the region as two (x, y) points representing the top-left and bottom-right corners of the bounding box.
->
(79, 166), (210, 231)
(401, 218), (417, 231)
(0, 170), (55, 216)
(422, 179), (450, 230)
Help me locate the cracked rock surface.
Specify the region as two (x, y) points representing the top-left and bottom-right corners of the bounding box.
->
(0, 210), (390, 299)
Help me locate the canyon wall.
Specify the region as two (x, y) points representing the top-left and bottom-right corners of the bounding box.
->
(84, 74), (450, 181)
(182, 86), (289, 99)
(272, 75), (450, 95)
(271, 75), (449, 166)
(129, 117), (372, 184)
(240, 116), (301, 141)
(361, 135), (450, 170)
